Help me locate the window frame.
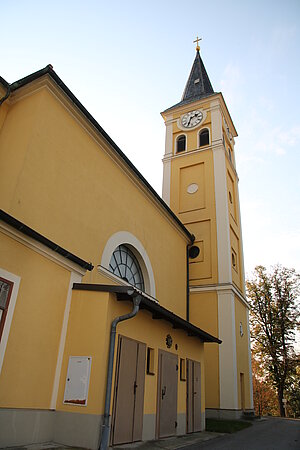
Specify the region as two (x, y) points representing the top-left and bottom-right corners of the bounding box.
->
(0, 277), (14, 342)
(198, 128), (210, 148)
(176, 134), (187, 153)
(0, 269), (21, 376)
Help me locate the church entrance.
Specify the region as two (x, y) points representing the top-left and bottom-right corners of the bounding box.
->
(157, 350), (178, 438)
(186, 359), (202, 433)
(111, 336), (146, 445)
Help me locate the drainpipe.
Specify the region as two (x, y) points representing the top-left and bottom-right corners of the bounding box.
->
(186, 244), (190, 322)
(186, 235), (195, 323)
(0, 85), (11, 106)
(99, 290), (142, 450)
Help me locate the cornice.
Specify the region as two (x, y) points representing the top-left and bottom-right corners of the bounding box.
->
(190, 282), (249, 309)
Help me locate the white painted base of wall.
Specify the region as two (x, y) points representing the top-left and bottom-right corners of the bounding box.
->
(205, 408), (244, 420)
(0, 409), (102, 450)
(0, 410), (205, 449)
(177, 412), (186, 435)
(0, 409), (55, 448)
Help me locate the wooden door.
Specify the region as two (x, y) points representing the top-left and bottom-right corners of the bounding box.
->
(157, 350), (178, 438)
(112, 336), (146, 445)
(187, 359), (202, 433)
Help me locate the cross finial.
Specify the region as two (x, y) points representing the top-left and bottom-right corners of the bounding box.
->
(193, 36), (202, 52)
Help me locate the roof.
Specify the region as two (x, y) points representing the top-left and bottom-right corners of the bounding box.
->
(163, 50), (215, 113)
(0, 76), (9, 88)
(0, 209), (94, 271)
(2, 65), (194, 243)
(73, 283), (221, 344)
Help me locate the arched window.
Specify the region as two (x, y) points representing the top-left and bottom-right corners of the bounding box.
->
(176, 135), (186, 153)
(199, 129), (209, 147)
(109, 244), (145, 291)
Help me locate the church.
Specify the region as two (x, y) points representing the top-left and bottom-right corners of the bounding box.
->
(0, 43), (253, 449)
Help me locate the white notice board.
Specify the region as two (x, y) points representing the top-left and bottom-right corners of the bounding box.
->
(63, 356), (91, 406)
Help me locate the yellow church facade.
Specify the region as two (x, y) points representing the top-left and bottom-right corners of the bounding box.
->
(0, 49), (252, 449)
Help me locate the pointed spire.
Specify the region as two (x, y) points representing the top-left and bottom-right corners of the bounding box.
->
(162, 45), (215, 113)
(181, 49), (214, 102)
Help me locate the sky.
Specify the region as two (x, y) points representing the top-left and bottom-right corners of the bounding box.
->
(1, 0), (300, 278)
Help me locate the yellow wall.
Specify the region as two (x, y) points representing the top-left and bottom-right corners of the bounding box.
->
(169, 148), (218, 286)
(0, 231), (71, 408)
(0, 83), (188, 318)
(189, 291), (219, 408)
(56, 291), (206, 416)
(56, 290), (111, 415)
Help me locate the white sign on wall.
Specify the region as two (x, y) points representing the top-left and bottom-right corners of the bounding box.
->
(63, 356), (92, 406)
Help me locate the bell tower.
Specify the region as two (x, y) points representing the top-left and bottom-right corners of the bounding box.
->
(162, 43), (253, 418)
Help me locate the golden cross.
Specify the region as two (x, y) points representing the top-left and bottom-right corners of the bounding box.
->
(193, 36), (202, 51)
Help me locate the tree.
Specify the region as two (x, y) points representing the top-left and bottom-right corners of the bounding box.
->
(252, 354), (279, 416)
(285, 355), (300, 417)
(247, 265), (300, 417)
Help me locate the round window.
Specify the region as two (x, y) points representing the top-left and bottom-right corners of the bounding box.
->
(109, 245), (144, 291)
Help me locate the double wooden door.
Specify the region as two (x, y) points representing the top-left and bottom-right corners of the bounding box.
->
(187, 359), (202, 433)
(112, 336), (146, 445)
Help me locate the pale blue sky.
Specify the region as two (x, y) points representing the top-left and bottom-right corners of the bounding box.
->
(2, 0), (300, 275)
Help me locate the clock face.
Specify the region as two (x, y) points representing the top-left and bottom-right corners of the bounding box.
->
(181, 110), (203, 128)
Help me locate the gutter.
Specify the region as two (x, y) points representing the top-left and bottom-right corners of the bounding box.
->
(0, 209), (93, 271)
(0, 85), (11, 106)
(99, 290), (142, 450)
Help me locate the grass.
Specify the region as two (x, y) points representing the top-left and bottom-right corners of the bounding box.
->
(206, 418), (252, 433)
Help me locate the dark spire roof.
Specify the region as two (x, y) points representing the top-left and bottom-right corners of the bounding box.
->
(163, 50), (214, 113)
(182, 49), (214, 101)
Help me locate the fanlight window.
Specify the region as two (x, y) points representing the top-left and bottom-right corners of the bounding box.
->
(199, 129), (209, 147)
(109, 245), (144, 291)
(176, 135), (186, 153)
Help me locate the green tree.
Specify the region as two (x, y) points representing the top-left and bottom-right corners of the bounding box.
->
(247, 265), (300, 417)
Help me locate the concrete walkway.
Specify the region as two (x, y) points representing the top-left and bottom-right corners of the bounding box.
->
(111, 430), (224, 449)
(0, 430), (223, 450)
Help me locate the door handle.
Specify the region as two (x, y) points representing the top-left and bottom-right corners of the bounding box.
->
(162, 386), (166, 399)
(134, 381), (138, 395)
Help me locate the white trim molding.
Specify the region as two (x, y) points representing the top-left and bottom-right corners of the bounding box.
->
(246, 309), (254, 409)
(0, 268), (21, 376)
(190, 282), (250, 309)
(50, 271), (82, 409)
(218, 291), (238, 410)
(213, 145), (232, 283)
(100, 231), (156, 297)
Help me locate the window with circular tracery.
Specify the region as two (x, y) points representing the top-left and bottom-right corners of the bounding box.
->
(109, 245), (145, 291)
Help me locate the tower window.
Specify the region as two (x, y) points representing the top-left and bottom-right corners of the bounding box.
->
(176, 135), (186, 153)
(228, 148), (232, 162)
(199, 129), (209, 147)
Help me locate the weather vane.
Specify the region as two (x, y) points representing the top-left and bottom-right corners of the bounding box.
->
(193, 36), (202, 52)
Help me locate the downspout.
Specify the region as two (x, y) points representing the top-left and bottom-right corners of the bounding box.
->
(186, 235), (195, 322)
(99, 291), (142, 450)
(0, 85), (11, 106)
(186, 244), (190, 322)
